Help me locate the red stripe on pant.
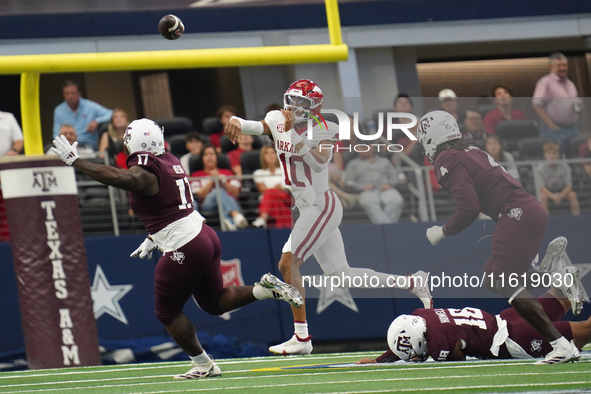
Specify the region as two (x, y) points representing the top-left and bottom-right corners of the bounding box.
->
(295, 191), (336, 260)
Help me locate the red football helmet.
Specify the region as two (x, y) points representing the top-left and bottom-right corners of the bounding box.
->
(283, 79), (324, 123)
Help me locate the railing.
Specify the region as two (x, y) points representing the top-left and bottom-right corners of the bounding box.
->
(1, 156), (589, 237)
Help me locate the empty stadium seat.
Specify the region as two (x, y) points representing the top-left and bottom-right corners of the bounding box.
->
(570, 134), (588, 158)
(155, 117), (194, 137)
(202, 116), (222, 136)
(518, 137), (557, 160)
(495, 120), (539, 154)
(165, 134), (188, 158)
(240, 150), (262, 175)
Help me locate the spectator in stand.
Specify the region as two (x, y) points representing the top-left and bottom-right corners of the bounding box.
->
(190, 145), (248, 231)
(483, 86), (527, 135)
(180, 132), (205, 174)
(252, 145), (292, 229)
(392, 94), (418, 157)
(579, 133), (591, 178)
(0, 108), (20, 241)
(47, 124), (95, 157)
(53, 80), (113, 150)
(484, 135), (520, 180)
(98, 108), (130, 168)
(438, 89), (463, 122)
(461, 108), (488, 143)
(210, 105), (238, 152)
(0, 109), (23, 157)
(345, 145), (404, 224)
(228, 134), (254, 176)
(533, 53), (581, 156)
(534, 142), (580, 216)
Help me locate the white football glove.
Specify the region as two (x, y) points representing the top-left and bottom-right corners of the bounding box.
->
(50, 135), (79, 166)
(130, 237), (157, 259)
(426, 225), (446, 246)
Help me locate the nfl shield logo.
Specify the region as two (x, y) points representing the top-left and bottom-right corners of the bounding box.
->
(221, 259), (245, 287)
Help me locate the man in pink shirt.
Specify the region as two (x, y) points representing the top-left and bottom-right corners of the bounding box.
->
(532, 53), (580, 156)
(483, 86), (527, 134)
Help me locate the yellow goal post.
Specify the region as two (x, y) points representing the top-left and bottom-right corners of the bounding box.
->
(0, 0), (347, 155)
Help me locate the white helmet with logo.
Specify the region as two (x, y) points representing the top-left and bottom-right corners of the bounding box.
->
(387, 314), (428, 362)
(124, 118), (165, 155)
(416, 110), (462, 164)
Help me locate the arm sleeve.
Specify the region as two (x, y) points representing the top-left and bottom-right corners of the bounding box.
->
(375, 349), (400, 363)
(53, 107), (61, 137)
(564, 163), (572, 186)
(532, 78), (548, 107)
(386, 160), (399, 186)
(440, 163), (481, 236)
(533, 164), (546, 189)
(7, 114), (23, 141)
(344, 160), (362, 191)
(92, 102), (113, 124)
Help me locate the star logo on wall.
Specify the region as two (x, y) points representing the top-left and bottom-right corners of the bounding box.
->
(90, 265), (134, 324)
(307, 275), (359, 314)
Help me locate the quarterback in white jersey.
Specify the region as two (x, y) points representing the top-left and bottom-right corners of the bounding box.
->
(226, 79), (432, 356)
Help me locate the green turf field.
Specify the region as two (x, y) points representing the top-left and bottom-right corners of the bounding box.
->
(1, 351), (590, 394)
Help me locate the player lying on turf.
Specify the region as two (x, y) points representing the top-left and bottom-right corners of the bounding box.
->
(225, 79), (432, 356)
(416, 110), (584, 364)
(51, 118), (303, 380)
(358, 245), (588, 364)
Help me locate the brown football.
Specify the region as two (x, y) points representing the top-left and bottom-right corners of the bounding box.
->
(158, 14), (184, 40)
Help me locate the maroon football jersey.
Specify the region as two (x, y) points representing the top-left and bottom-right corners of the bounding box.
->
(434, 146), (537, 235)
(414, 307), (498, 361)
(127, 152), (194, 234)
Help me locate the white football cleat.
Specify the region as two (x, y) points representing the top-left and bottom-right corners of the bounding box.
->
(269, 335), (313, 356)
(255, 273), (303, 308)
(555, 266), (584, 316)
(534, 340), (580, 365)
(539, 236), (567, 272)
(410, 270), (433, 309)
(173, 357), (222, 380)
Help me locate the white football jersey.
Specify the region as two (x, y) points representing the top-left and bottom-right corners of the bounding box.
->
(264, 110), (338, 202)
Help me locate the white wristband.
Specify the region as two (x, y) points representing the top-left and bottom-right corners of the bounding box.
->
(230, 116), (264, 135)
(298, 144), (311, 156)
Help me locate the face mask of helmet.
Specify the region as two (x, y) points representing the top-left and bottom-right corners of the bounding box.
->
(387, 315), (429, 362)
(283, 94), (315, 123)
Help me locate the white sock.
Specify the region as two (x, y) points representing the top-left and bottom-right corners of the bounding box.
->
(253, 284), (272, 300)
(189, 352), (211, 365)
(550, 337), (570, 350)
(294, 321), (309, 339)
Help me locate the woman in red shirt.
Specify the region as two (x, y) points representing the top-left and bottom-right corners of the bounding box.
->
(190, 145), (247, 230)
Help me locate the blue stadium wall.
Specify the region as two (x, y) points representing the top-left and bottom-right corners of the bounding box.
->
(1, 215), (590, 353)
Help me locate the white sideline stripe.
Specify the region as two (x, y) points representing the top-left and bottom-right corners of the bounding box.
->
(0, 353), (383, 379)
(0, 360), (544, 383)
(2, 370), (590, 392)
(317, 381), (591, 394)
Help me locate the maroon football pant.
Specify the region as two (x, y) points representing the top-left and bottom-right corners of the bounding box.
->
(484, 199), (547, 275)
(500, 295), (573, 358)
(154, 224), (225, 325)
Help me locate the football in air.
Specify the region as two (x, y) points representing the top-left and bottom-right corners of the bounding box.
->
(158, 14), (185, 40)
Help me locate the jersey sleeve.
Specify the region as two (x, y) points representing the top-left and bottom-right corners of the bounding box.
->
(264, 110), (287, 137)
